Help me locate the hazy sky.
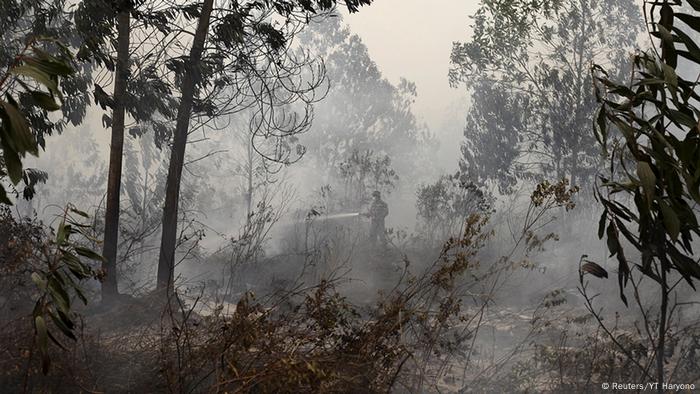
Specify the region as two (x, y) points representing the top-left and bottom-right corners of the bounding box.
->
(344, 1), (480, 131)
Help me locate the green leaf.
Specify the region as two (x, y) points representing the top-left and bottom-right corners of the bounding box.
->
(11, 65), (60, 98)
(74, 246), (105, 262)
(63, 274), (88, 304)
(1, 98), (38, 155)
(56, 221), (68, 244)
(31, 272), (47, 291)
(1, 137), (23, 185)
(594, 106), (608, 149)
(46, 330), (68, 351)
(660, 200), (681, 241)
(676, 13), (700, 35)
(47, 276), (71, 314)
(666, 108), (696, 129)
(606, 223), (619, 257)
(60, 251), (88, 279)
(48, 311), (75, 342)
(30, 91), (61, 111)
(582, 261), (608, 278)
(615, 217), (642, 249)
(637, 161), (656, 207)
(688, 0), (700, 11)
(662, 63), (679, 100)
(673, 26), (700, 64)
(69, 207), (90, 218)
(34, 315), (50, 373)
(668, 246), (700, 287)
(611, 118), (635, 140)
(657, 25), (677, 69)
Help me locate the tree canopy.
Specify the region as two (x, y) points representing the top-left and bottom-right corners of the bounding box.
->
(451, 0), (642, 193)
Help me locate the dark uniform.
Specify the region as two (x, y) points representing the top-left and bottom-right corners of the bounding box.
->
(368, 191), (388, 246)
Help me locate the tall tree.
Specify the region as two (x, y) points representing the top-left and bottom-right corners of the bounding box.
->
(298, 16), (432, 177)
(157, 0), (215, 291)
(450, 0), (642, 192)
(156, 0), (373, 291)
(101, 2), (131, 300)
(234, 128), (267, 224)
(74, 0), (179, 301)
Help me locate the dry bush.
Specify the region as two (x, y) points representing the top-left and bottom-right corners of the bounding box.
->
(148, 213), (492, 393)
(152, 188), (572, 393)
(470, 287), (700, 394)
(0, 179), (606, 393)
(0, 207), (45, 314)
(0, 207), (49, 392)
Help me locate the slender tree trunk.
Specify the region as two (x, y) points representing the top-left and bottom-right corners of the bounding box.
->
(139, 170), (148, 265)
(101, 9), (130, 302)
(246, 140), (253, 225)
(156, 0), (214, 291)
(657, 265), (669, 394)
(570, 0), (586, 191)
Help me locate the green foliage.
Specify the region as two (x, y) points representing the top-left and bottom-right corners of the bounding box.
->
(588, 3), (700, 387)
(297, 16), (433, 176)
(31, 204), (102, 374)
(171, 1), (376, 166)
(449, 0), (562, 79)
(415, 173), (492, 244)
(75, 0), (180, 149)
(338, 149), (398, 205)
(1, 0), (94, 147)
(452, 0), (642, 191)
(593, 1), (700, 303)
(0, 37), (74, 205)
(458, 80), (528, 193)
(0, 203), (103, 376)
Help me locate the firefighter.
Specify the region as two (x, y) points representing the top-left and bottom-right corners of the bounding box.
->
(365, 190), (388, 246)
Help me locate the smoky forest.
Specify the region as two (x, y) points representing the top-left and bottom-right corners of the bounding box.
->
(3, 0), (700, 393)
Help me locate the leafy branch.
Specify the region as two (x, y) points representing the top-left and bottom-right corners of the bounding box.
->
(31, 204), (104, 374)
(590, 0), (700, 389)
(0, 36), (74, 204)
